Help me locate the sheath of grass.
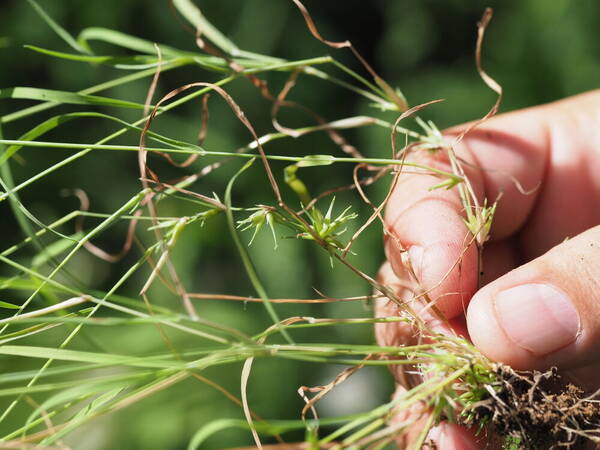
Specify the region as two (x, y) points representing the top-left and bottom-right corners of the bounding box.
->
(1, 1), (599, 449)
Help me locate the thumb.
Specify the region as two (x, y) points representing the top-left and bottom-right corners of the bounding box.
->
(467, 225), (600, 370)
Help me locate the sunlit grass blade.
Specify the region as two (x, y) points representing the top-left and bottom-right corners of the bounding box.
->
(0, 111), (201, 166)
(1, 60), (188, 124)
(40, 372), (188, 445)
(0, 76), (236, 201)
(0, 139), (463, 181)
(25, 45), (184, 70)
(0, 87), (149, 109)
(0, 301), (20, 309)
(0, 345), (182, 369)
(77, 27), (186, 57)
(172, 0), (239, 55)
(0, 371), (150, 398)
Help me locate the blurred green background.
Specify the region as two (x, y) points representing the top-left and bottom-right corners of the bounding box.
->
(0, 0), (598, 448)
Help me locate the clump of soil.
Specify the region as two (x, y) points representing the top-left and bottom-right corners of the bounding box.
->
(464, 365), (600, 449)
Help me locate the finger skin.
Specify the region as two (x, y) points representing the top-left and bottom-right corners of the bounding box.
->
(519, 90), (600, 259)
(384, 149), (482, 319)
(384, 107), (548, 319)
(390, 385), (487, 450)
(376, 263), (485, 449)
(385, 90), (600, 320)
(467, 225), (600, 370)
(375, 262), (469, 354)
(380, 90), (600, 448)
(428, 422), (488, 450)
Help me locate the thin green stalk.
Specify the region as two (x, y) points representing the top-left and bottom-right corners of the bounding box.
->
(25, 0), (88, 54)
(41, 371), (189, 445)
(410, 409), (436, 450)
(1, 211), (79, 257)
(0, 191), (148, 425)
(0, 140), (462, 201)
(342, 418), (386, 445)
(0, 127), (87, 294)
(224, 159), (293, 344)
(330, 59), (388, 100)
(304, 65), (392, 108)
(252, 317), (407, 338)
(0, 75), (236, 201)
(0, 53), (407, 200)
(1, 60), (188, 124)
(319, 374), (447, 445)
(0, 250), (240, 345)
(1, 191), (147, 332)
(76, 211), (180, 221)
(87, 298), (245, 344)
(2, 402), (75, 441)
(0, 255), (81, 298)
(0, 126), (79, 288)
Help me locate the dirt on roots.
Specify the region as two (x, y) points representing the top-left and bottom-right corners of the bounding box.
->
(463, 365), (600, 449)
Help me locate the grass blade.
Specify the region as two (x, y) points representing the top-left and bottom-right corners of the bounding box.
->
(25, 0), (88, 54)
(77, 27), (184, 57)
(0, 87), (149, 109)
(0, 111), (200, 166)
(1, 60), (188, 124)
(172, 0), (238, 55)
(0, 345), (182, 369)
(25, 45), (180, 69)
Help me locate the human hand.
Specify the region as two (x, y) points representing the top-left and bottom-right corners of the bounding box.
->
(375, 90), (600, 448)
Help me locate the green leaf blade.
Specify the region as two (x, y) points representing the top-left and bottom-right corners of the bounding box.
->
(0, 87), (148, 109)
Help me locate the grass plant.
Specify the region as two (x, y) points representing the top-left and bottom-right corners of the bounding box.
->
(1, 1), (599, 449)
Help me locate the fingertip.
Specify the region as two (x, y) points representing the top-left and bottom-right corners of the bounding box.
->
(387, 198), (479, 319)
(412, 240), (478, 318)
(388, 239), (478, 319)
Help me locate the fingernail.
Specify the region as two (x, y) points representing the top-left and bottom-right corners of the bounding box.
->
(407, 245), (424, 278)
(493, 283), (580, 355)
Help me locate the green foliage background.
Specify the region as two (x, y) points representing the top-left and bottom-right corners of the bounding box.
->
(0, 0), (598, 448)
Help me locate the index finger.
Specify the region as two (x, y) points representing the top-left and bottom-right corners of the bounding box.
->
(384, 96), (558, 318)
